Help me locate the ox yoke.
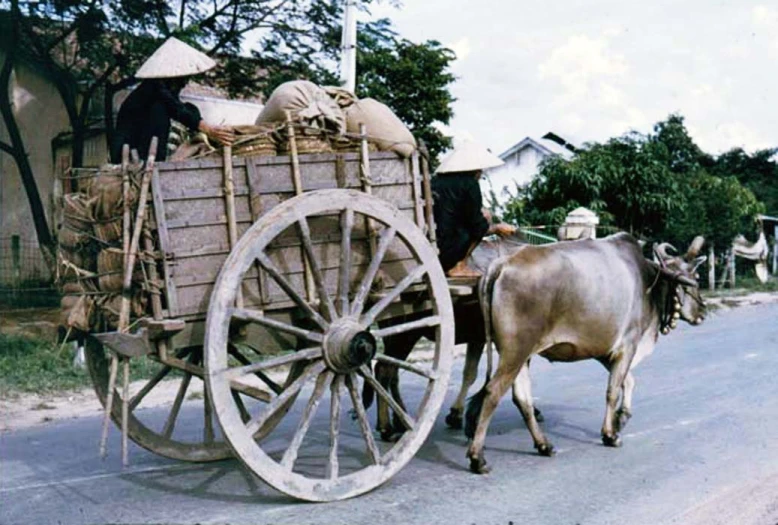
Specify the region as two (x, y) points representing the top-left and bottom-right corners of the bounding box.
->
(491, 233), (662, 364)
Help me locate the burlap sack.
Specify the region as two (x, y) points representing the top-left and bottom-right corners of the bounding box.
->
(97, 247), (146, 291)
(58, 223), (89, 250)
(256, 80), (345, 134)
(99, 293), (149, 329)
(59, 294), (94, 332)
(345, 98), (416, 158)
(88, 165), (138, 221)
(63, 193), (96, 232)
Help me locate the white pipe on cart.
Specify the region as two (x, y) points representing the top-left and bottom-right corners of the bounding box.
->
(339, 0), (357, 92)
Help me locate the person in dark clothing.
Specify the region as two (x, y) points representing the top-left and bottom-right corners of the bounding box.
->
(432, 142), (516, 278)
(110, 37), (233, 163)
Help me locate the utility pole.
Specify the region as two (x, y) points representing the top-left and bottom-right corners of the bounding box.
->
(339, 0), (357, 93)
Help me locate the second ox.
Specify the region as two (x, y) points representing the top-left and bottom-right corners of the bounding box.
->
(464, 233), (706, 473)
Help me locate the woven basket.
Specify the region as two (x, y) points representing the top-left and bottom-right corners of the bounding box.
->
(59, 295), (95, 332)
(279, 135), (333, 155)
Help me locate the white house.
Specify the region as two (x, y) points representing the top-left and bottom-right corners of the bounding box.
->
(482, 134), (576, 204)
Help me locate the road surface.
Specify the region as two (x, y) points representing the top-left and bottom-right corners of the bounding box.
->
(2, 302), (778, 525)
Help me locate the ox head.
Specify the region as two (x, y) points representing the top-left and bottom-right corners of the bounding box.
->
(652, 236), (707, 333)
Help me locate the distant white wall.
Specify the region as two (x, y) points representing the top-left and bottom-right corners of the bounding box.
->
(181, 94), (263, 126)
(481, 147), (544, 204)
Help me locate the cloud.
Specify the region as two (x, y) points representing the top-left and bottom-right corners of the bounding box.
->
(538, 33), (629, 108)
(448, 37), (472, 61)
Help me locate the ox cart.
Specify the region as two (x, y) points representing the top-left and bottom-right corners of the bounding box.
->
(58, 128), (465, 502)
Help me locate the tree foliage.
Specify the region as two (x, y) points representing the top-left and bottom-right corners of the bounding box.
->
(1, 0), (457, 258)
(354, 18), (456, 162)
(503, 114), (769, 251)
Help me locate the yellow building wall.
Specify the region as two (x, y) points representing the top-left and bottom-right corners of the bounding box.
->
(0, 51), (70, 248)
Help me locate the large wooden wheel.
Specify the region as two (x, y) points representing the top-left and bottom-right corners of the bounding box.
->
(85, 339), (232, 462)
(204, 189), (455, 501)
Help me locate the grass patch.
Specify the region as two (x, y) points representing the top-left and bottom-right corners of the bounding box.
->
(703, 276), (778, 299)
(0, 333), (166, 398)
(0, 334), (90, 397)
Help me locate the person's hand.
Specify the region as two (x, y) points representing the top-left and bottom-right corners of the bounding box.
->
(482, 208), (493, 223)
(199, 122), (235, 146)
(492, 223), (517, 237)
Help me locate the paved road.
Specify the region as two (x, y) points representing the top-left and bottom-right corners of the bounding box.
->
(2, 303), (778, 525)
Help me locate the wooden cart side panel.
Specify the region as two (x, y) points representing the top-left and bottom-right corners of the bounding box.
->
(150, 167), (180, 317)
(154, 152), (427, 319)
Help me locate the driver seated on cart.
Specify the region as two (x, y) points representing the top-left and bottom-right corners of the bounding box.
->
(110, 37), (234, 163)
(432, 141), (517, 279)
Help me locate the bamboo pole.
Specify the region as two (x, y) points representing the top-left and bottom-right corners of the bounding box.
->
(285, 112), (316, 305)
(359, 124), (377, 259)
(420, 145), (436, 246)
(222, 145), (243, 308)
(100, 137), (158, 465)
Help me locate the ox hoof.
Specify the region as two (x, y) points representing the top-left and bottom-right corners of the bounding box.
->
(534, 407), (544, 423)
(445, 408), (463, 429)
(536, 443), (556, 457)
(468, 455), (491, 475)
(602, 434), (622, 448)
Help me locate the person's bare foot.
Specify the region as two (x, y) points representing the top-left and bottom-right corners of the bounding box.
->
(446, 260), (481, 278)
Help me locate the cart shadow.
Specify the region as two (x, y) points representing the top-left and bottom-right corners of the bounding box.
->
(120, 459), (297, 505)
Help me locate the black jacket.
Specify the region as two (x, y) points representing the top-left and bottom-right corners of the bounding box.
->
(431, 172), (490, 270)
(110, 79), (202, 163)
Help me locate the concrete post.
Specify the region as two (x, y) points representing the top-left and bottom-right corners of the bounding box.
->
(708, 246), (715, 290)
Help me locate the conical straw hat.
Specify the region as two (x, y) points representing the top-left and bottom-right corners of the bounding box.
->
(435, 141), (504, 174)
(136, 37), (216, 79)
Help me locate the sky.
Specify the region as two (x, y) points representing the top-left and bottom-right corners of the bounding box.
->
(364, 0), (777, 157)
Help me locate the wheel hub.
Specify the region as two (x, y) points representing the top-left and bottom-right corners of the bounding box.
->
(322, 318), (376, 374)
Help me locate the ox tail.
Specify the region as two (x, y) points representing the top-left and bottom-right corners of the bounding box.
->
(464, 257), (504, 439)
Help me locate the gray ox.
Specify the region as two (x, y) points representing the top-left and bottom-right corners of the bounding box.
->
(465, 233), (706, 474)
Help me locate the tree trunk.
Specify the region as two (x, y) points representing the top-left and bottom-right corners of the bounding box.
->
(0, 3), (56, 271)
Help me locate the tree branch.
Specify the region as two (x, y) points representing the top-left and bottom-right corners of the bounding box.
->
(0, 140), (14, 155)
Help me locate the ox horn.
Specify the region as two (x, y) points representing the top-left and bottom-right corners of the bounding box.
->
(654, 242), (677, 261)
(685, 236), (705, 261)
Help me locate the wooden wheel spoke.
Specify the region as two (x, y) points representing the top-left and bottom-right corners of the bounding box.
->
(338, 208), (354, 316)
(350, 226), (398, 316)
(373, 315), (441, 340)
(203, 383), (215, 444)
(374, 353), (437, 381)
(231, 390), (251, 423)
(162, 372), (192, 439)
(327, 375), (343, 479)
(361, 264), (428, 326)
(359, 365), (416, 432)
(346, 373), (381, 465)
(281, 371), (333, 470)
(128, 365), (172, 411)
(228, 344), (283, 395)
(231, 307), (324, 344)
(298, 216), (337, 322)
(224, 347), (322, 381)
(247, 359), (327, 436)
(256, 253), (329, 330)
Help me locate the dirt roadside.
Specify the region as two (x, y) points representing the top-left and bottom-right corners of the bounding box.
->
(1, 291), (776, 433)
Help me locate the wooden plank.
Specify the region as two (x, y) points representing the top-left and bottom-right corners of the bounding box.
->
(150, 167), (180, 317)
(410, 152), (425, 231)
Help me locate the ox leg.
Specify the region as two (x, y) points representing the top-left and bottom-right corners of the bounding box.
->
(601, 353), (632, 447)
(466, 358), (525, 474)
(615, 371), (634, 433)
(375, 331), (420, 442)
(446, 341), (484, 429)
(511, 363), (554, 456)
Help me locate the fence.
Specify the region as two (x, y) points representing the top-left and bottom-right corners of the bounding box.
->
(518, 225), (623, 245)
(0, 236), (59, 308)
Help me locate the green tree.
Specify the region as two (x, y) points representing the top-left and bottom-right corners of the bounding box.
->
(510, 114), (764, 251)
(354, 18), (456, 163)
(710, 147), (778, 215)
